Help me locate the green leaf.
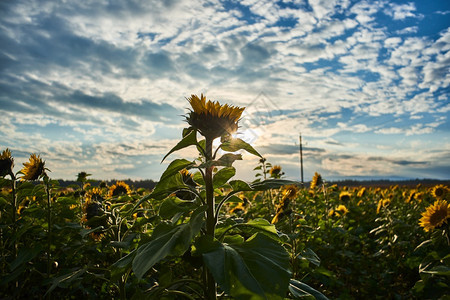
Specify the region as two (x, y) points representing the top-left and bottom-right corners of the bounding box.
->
(132, 206), (206, 279)
(213, 167), (236, 188)
(45, 268), (87, 296)
(159, 196), (198, 219)
(250, 179), (299, 191)
(197, 233), (291, 300)
(298, 248), (321, 267)
(161, 130), (197, 162)
(215, 154), (243, 167)
(10, 245), (43, 271)
(229, 180), (253, 192)
(221, 138), (262, 157)
(110, 250), (136, 282)
(289, 279), (329, 300)
(150, 172), (189, 200)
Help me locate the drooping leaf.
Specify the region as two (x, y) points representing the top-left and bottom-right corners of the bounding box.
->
(297, 248), (321, 267)
(213, 167), (236, 188)
(229, 180), (253, 192)
(150, 172), (189, 200)
(250, 179), (299, 191)
(132, 206), (206, 279)
(221, 138), (262, 157)
(45, 268), (87, 296)
(161, 130), (197, 162)
(110, 250), (136, 282)
(288, 279), (329, 300)
(197, 233), (291, 300)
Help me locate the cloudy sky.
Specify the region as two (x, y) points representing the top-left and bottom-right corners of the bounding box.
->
(1, 0), (449, 182)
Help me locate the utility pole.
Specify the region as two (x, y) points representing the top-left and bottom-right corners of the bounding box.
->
(299, 134), (304, 186)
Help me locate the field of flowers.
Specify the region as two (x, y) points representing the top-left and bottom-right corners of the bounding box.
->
(1, 94), (449, 299)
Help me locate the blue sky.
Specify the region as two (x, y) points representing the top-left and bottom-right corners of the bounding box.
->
(0, 0), (449, 182)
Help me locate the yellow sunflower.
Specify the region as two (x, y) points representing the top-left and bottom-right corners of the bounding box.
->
(335, 204), (349, 216)
(419, 200), (450, 232)
(339, 191), (351, 202)
(186, 94), (245, 139)
(377, 198), (391, 214)
(431, 185), (449, 200)
(269, 165), (283, 178)
(108, 181), (131, 197)
(0, 148), (14, 178)
(86, 188), (104, 203)
(309, 172), (322, 190)
(281, 184), (299, 201)
(357, 187), (366, 198)
(21, 153), (45, 181)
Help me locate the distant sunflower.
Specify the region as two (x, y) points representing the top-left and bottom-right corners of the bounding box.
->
(405, 190), (416, 204)
(269, 165), (283, 178)
(431, 185), (448, 200)
(357, 187), (366, 198)
(108, 181), (131, 197)
(335, 204), (349, 216)
(230, 202), (246, 214)
(86, 188), (104, 203)
(281, 185), (299, 201)
(21, 153), (45, 181)
(0, 148), (14, 178)
(185, 94), (245, 139)
(339, 191), (351, 202)
(310, 172), (322, 190)
(419, 200), (450, 232)
(81, 198), (106, 228)
(377, 198), (391, 214)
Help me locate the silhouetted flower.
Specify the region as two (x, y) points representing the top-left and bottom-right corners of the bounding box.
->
(20, 154), (45, 181)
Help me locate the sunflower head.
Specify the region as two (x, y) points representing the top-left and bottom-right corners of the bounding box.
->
(82, 198), (106, 227)
(357, 187), (366, 198)
(269, 165), (283, 178)
(339, 191), (352, 202)
(282, 185), (299, 201)
(419, 200), (450, 232)
(86, 188), (104, 203)
(335, 204), (349, 216)
(21, 153), (46, 181)
(108, 181), (131, 198)
(185, 94), (245, 140)
(431, 185), (449, 200)
(310, 172), (323, 190)
(0, 148), (14, 178)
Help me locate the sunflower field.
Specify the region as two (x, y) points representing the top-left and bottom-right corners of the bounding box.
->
(1, 95), (450, 299)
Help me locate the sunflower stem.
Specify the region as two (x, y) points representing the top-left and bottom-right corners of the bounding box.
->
(204, 136), (217, 300)
(44, 176), (52, 287)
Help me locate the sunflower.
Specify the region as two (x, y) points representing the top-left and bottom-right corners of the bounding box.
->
(357, 187), (366, 198)
(405, 190), (416, 204)
(185, 94), (245, 139)
(377, 198), (391, 214)
(269, 165), (283, 178)
(230, 202), (246, 214)
(0, 148), (14, 178)
(310, 172), (322, 190)
(81, 198), (106, 228)
(431, 185), (449, 200)
(86, 188), (104, 203)
(108, 181), (131, 197)
(281, 185), (299, 201)
(20, 153), (45, 181)
(339, 191), (351, 202)
(419, 200), (450, 232)
(335, 204), (349, 216)
(271, 194), (291, 224)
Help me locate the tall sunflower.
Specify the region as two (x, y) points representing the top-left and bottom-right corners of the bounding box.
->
(108, 181), (131, 197)
(269, 165), (283, 178)
(21, 153), (45, 181)
(186, 94), (245, 139)
(0, 148), (14, 178)
(419, 200), (450, 232)
(281, 184), (299, 201)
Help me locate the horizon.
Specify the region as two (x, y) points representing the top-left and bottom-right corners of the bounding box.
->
(1, 0), (449, 181)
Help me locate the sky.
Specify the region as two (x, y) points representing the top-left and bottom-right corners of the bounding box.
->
(0, 0), (449, 182)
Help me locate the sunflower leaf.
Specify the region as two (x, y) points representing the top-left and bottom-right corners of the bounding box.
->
(161, 130), (197, 162)
(288, 279), (329, 300)
(221, 138), (262, 158)
(196, 233), (291, 300)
